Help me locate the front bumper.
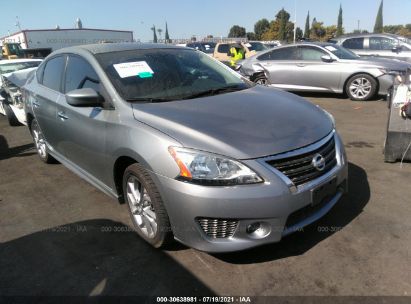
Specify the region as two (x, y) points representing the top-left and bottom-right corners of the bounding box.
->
(378, 74), (396, 96)
(154, 132), (348, 253)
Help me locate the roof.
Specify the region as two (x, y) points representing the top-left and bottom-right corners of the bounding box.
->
(0, 58), (43, 65)
(53, 42), (183, 55)
(334, 33), (404, 40)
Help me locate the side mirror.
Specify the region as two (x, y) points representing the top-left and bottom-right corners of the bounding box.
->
(321, 55), (335, 63)
(66, 88), (104, 107)
(392, 46), (402, 53)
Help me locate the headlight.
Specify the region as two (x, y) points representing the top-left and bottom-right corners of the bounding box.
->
(168, 147), (263, 186)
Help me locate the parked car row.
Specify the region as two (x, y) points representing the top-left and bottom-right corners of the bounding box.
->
(19, 43), (348, 252)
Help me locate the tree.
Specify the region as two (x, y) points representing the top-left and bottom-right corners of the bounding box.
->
(325, 25), (338, 41)
(261, 8), (294, 42)
(254, 18), (270, 40)
(165, 22), (170, 43)
(337, 4), (343, 36)
(151, 25), (158, 43)
(228, 25), (246, 38)
(373, 0), (383, 33)
(311, 18), (326, 41)
(304, 11), (310, 38)
(296, 27), (303, 41)
(277, 8), (290, 41)
(246, 32), (256, 40)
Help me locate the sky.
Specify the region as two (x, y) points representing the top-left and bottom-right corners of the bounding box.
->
(1, 0), (410, 42)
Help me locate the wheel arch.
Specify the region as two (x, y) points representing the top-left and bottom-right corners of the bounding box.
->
(343, 72), (380, 96)
(113, 155), (140, 204)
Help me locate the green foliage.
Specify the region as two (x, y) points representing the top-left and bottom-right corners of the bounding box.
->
(304, 11), (310, 38)
(296, 27), (303, 41)
(277, 8), (290, 41)
(254, 19), (270, 40)
(373, 0), (383, 33)
(246, 32), (256, 40)
(151, 25), (158, 43)
(261, 8), (294, 42)
(337, 4), (343, 36)
(228, 25), (246, 38)
(165, 22), (170, 42)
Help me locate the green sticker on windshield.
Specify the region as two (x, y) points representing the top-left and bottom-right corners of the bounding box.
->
(138, 72), (153, 78)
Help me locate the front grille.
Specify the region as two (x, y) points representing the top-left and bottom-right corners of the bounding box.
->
(267, 136), (337, 186)
(197, 218), (239, 239)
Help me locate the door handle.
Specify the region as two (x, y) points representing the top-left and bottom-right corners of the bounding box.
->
(57, 111), (69, 121)
(296, 63), (306, 67)
(32, 101), (40, 108)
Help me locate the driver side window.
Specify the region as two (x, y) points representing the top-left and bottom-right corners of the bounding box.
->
(64, 56), (100, 94)
(299, 46), (327, 61)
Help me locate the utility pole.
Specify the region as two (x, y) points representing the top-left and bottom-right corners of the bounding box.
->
(357, 20), (360, 32)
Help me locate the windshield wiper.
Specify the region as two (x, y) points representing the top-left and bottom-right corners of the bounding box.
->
(126, 97), (176, 103)
(181, 85), (246, 100)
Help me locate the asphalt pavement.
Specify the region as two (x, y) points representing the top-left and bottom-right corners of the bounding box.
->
(0, 94), (410, 297)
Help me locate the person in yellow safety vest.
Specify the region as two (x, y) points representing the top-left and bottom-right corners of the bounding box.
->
(229, 45), (245, 68)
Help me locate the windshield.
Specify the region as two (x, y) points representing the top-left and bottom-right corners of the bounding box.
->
(247, 42), (268, 52)
(324, 44), (359, 60)
(96, 48), (250, 102)
(0, 61), (42, 75)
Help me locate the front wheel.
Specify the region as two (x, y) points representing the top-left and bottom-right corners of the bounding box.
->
(346, 74), (377, 101)
(2, 101), (22, 126)
(253, 75), (269, 86)
(123, 163), (173, 248)
(30, 119), (56, 163)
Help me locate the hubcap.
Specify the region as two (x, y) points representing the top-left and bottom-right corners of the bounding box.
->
(32, 122), (47, 158)
(126, 176), (157, 239)
(349, 77), (372, 99)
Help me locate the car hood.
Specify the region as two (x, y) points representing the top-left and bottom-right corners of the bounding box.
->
(341, 57), (411, 71)
(131, 86), (333, 159)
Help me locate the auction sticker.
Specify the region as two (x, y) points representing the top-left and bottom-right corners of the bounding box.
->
(114, 61), (154, 78)
(325, 46), (337, 52)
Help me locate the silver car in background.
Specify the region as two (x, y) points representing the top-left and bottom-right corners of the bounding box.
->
(240, 42), (411, 101)
(24, 43), (348, 252)
(329, 33), (411, 63)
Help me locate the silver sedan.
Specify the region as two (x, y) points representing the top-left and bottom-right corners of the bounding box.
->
(240, 42), (411, 101)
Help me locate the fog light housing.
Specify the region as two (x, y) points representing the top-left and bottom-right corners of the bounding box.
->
(246, 222), (271, 239)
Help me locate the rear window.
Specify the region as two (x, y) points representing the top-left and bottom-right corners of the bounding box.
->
(258, 47), (299, 61)
(342, 38), (364, 50)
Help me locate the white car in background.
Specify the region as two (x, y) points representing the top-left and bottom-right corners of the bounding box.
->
(0, 59), (42, 126)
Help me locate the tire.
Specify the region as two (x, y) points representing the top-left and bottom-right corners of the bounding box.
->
(253, 74), (269, 86)
(30, 119), (56, 163)
(345, 74), (377, 101)
(2, 101), (22, 126)
(123, 163), (173, 248)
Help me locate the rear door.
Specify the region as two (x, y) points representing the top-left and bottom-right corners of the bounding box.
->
(55, 54), (109, 181)
(31, 55), (66, 151)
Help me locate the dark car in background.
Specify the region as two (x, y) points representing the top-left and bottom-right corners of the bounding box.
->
(330, 33), (411, 63)
(240, 42), (411, 101)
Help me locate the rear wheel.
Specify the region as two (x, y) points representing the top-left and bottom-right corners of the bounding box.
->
(30, 119), (56, 163)
(346, 74), (377, 101)
(2, 101), (21, 126)
(123, 163), (173, 248)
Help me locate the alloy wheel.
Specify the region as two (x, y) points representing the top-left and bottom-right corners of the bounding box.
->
(32, 121), (47, 159)
(126, 175), (158, 239)
(349, 77), (372, 99)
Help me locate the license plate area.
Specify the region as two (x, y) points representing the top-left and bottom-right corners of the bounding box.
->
(311, 178), (337, 206)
